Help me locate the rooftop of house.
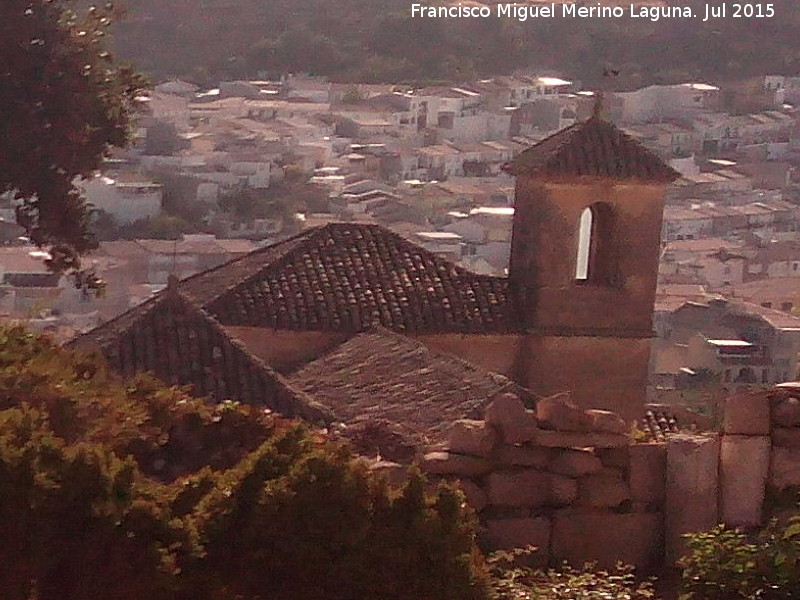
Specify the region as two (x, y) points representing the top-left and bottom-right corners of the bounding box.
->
(504, 116), (680, 182)
(665, 238), (745, 254)
(751, 241), (800, 263)
(731, 301), (800, 331)
(288, 327), (536, 445)
(177, 223), (519, 334)
(0, 246), (51, 274)
(725, 277), (800, 296)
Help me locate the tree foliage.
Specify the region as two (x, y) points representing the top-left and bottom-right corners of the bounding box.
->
(0, 0), (145, 280)
(106, 0), (800, 87)
(487, 549), (660, 600)
(0, 326), (490, 600)
(679, 521), (800, 600)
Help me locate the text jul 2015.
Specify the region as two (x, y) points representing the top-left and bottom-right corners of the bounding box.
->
(409, 3), (774, 22)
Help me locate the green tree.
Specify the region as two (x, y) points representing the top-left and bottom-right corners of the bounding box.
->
(680, 521), (800, 600)
(0, 406), (187, 600)
(145, 119), (182, 156)
(0, 0), (145, 282)
(0, 326), (491, 600)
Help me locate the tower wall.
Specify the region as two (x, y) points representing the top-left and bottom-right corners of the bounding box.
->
(519, 333), (653, 424)
(509, 180), (666, 335)
(507, 177), (669, 421)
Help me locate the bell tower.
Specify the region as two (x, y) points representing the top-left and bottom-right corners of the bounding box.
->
(504, 115), (680, 421)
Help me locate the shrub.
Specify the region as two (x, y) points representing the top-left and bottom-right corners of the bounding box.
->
(487, 548), (660, 600)
(679, 520), (800, 600)
(181, 429), (489, 600)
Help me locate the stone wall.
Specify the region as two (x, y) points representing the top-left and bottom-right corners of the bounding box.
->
(371, 387), (800, 572)
(766, 389), (800, 495)
(416, 393), (667, 570)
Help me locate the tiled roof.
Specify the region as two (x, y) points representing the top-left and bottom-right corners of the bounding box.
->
(288, 327), (536, 445)
(182, 223), (520, 333)
(68, 288), (332, 423)
(504, 116), (680, 183)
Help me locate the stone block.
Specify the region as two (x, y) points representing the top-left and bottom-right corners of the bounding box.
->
(486, 516), (551, 563)
(421, 452), (491, 478)
(494, 444), (551, 468)
(598, 447), (630, 470)
(537, 392), (593, 432)
(773, 427), (800, 448)
(770, 446), (800, 490)
(665, 434), (720, 563)
(578, 473), (631, 508)
(457, 479), (488, 512)
(551, 475), (578, 505)
(552, 512), (663, 571)
(773, 397), (800, 427)
(720, 435), (769, 528)
(535, 430), (628, 448)
(629, 443), (667, 505)
(446, 419), (497, 457)
(723, 389), (771, 435)
(598, 465), (626, 478)
(487, 469), (550, 507)
(485, 393), (539, 444)
(549, 448), (603, 477)
(587, 409), (628, 434)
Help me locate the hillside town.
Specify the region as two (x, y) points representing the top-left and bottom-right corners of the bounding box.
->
(3, 72), (800, 414)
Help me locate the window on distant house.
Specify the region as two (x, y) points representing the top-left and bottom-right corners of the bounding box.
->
(762, 302), (773, 309)
(782, 302), (794, 312)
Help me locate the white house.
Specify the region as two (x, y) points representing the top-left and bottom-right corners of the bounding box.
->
(81, 175), (162, 225)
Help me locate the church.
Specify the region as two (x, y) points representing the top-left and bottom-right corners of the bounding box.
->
(71, 115), (679, 432)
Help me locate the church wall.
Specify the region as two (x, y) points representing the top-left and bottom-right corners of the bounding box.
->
(412, 333), (523, 379)
(521, 334), (652, 424)
(415, 332), (651, 423)
(224, 326), (348, 373)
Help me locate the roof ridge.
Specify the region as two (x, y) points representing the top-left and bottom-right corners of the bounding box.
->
(202, 222), (517, 333)
(169, 291), (335, 422)
(71, 286), (334, 423)
(66, 292), (166, 351)
(179, 228), (319, 306)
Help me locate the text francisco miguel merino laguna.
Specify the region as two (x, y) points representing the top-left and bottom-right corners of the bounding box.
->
(411, 3), (776, 22)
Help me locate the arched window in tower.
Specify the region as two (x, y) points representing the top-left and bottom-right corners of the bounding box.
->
(575, 207), (592, 281)
(575, 202), (616, 285)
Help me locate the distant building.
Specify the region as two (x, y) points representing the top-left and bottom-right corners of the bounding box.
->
(81, 174), (162, 225)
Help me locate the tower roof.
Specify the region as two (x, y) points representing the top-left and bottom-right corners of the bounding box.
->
(505, 116), (680, 183)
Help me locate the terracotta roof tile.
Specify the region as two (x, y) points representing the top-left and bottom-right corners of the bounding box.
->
(184, 223), (520, 333)
(504, 116), (680, 182)
(69, 289), (331, 422)
(288, 328), (535, 445)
